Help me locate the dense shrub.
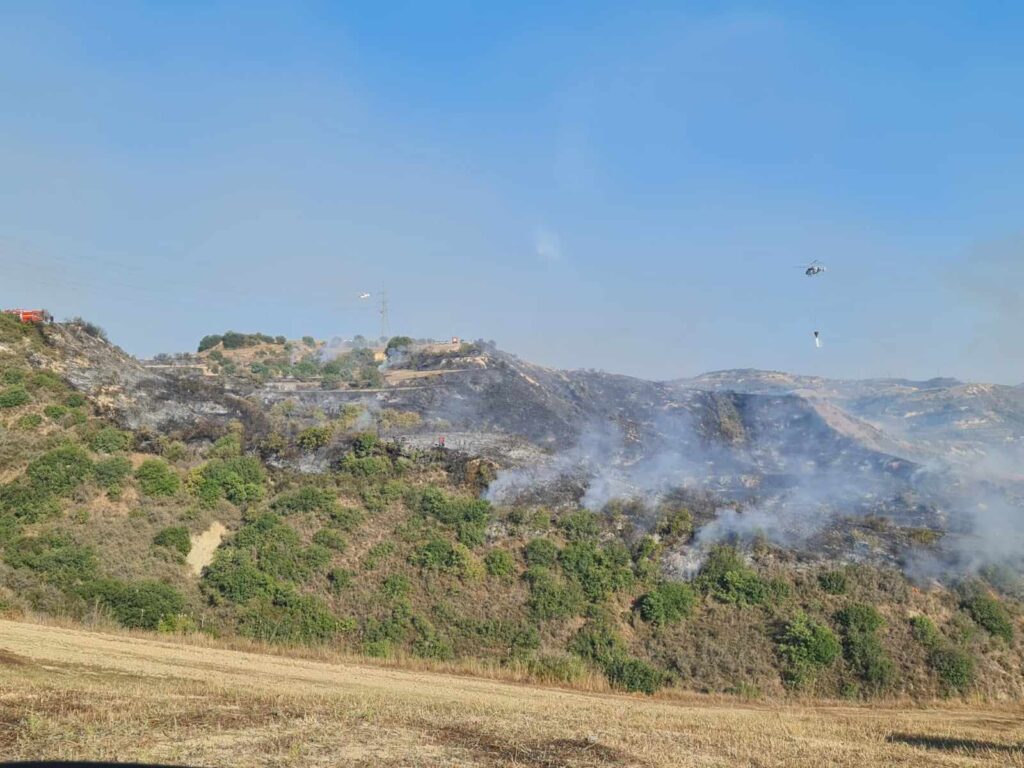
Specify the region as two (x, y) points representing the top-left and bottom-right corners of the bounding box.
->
(0, 385), (30, 409)
(194, 457), (265, 507)
(525, 567), (584, 621)
(836, 603), (885, 634)
(210, 434), (242, 459)
(328, 567), (353, 593)
(604, 656), (668, 695)
(94, 456), (132, 491)
(153, 526), (191, 556)
(559, 510), (600, 541)
(410, 538), (480, 579)
(928, 646), (974, 693)
(655, 507), (694, 543)
(27, 445), (93, 496)
(962, 592), (1014, 642)
(312, 527), (346, 551)
(635, 581), (696, 627)
(0, 482), (60, 523)
(909, 615), (940, 647)
(4, 531), (98, 589)
(43, 404), (67, 420)
(418, 487), (492, 547)
(90, 427), (131, 454)
(16, 413), (42, 430)
(381, 573), (410, 600)
(524, 537), (558, 567)
(776, 612), (841, 688)
(64, 393), (87, 408)
(818, 570), (848, 595)
(836, 603), (893, 691)
(297, 425), (333, 451)
(270, 486), (335, 515)
(202, 514), (329, 603)
(135, 459), (180, 497)
(484, 548), (515, 578)
(697, 545), (768, 606)
(558, 541), (634, 602)
(85, 579), (185, 630)
(238, 587), (343, 644)
(338, 454), (392, 477)
(569, 621), (625, 667)
(351, 432), (379, 458)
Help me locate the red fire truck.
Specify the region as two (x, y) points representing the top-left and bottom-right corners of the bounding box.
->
(2, 309), (52, 324)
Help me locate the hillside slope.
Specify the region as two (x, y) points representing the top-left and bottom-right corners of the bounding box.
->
(1, 316), (1022, 702)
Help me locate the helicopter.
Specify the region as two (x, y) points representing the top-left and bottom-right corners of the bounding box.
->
(358, 292), (371, 300)
(797, 259), (826, 276)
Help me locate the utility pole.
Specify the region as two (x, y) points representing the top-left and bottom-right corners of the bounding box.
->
(379, 290), (389, 342)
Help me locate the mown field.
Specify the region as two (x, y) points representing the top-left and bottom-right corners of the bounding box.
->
(1, 618), (1022, 767)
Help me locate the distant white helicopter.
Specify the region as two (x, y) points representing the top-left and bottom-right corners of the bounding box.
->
(358, 292), (371, 300)
(797, 259), (826, 276)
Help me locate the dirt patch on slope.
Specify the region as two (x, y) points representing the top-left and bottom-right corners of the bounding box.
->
(186, 521), (227, 575)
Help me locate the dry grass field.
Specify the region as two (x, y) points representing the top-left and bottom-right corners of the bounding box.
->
(1, 619), (1021, 767)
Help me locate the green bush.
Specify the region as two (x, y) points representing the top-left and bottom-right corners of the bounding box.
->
(655, 507), (694, 543)
(962, 592), (1014, 642)
(635, 582), (695, 627)
(568, 621), (625, 667)
(297, 425), (333, 451)
(381, 573), (410, 600)
(27, 445), (94, 496)
(16, 413), (42, 430)
(524, 537), (558, 567)
(0, 385), (30, 409)
(1, 368), (25, 385)
(194, 457), (265, 507)
(338, 454), (392, 477)
(363, 542), (395, 570)
(0, 482), (60, 523)
(238, 587), (343, 644)
(418, 487), (492, 547)
(64, 393), (87, 408)
(525, 566), (585, 621)
(909, 615), (940, 647)
(836, 603), (885, 635)
(312, 527), (346, 551)
(818, 570), (848, 595)
(604, 656), (667, 695)
(153, 526), (191, 556)
(559, 510), (600, 541)
(351, 432), (379, 457)
(202, 513), (329, 603)
(777, 612), (841, 688)
(836, 603), (893, 691)
(94, 456), (132, 490)
(210, 433), (242, 458)
(90, 427), (130, 454)
(271, 486), (338, 515)
(43, 404), (67, 421)
(559, 541), (634, 602)
(928, 646), (974, 694)
(696, 545), (768, 606)
(85, 579), (186, 630)
(411, 538), (459, 571)
(29, 371), (65, 392)
(5, 531), (98, 589)
(328, 567), (353, 593)
(484, 548), (515, 578)
(135, 459), (180, 497)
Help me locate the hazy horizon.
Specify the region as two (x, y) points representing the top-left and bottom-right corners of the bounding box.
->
(4, 3), (1024, 384)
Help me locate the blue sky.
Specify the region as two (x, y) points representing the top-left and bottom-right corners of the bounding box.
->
(2, 2), (1023, 382)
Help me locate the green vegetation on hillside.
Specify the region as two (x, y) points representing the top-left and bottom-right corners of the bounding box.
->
(0, 331), (1022, 702)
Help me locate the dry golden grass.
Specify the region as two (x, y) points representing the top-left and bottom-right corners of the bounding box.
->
(1, 618), (1022, 767)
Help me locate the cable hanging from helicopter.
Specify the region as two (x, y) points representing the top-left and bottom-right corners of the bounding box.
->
(795, 260), (827, 348)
